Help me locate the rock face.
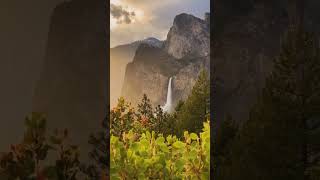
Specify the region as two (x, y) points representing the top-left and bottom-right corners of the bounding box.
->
(32, 0), (107, 157)
(122, 13), (210, 107)
(174, 56), (210, 103)
(164, 13), (210, 59)
(110, 37), (163, 107)
(213, 0), (320, 124)
(122, 44), (182, 106)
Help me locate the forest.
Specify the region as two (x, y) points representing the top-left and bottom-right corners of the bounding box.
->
(0, 71), (210, 179)
(213, 23), (320, 180)
(110, 70), (210, 179)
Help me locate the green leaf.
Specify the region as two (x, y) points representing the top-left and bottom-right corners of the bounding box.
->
(156, 137), (165, 145)
(140, 139), (149, 147)
(109, 116), (210, 179)
(172, 141), (185, 149)
(131, 142), (139, 151)
(189, 150), (197, 160)
(190, 133), (198, 140)
(201, 172), (210, 180)
(160, 145), (169, 153)
(175, 159), (185, 171)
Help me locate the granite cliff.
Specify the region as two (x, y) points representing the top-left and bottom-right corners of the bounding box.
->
(110, 37), (163, 107)
(32, 0), (107, 156)
(122, 13), (210, 107)
(213, 0), (320, 124)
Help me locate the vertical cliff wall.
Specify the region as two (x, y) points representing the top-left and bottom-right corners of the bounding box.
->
(121, 13), (210, 108)
(32, 0), (107, 156)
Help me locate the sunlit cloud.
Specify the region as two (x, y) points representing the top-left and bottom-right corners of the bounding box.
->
(110, 0), (210, 47)
(110, 4), (135, 24)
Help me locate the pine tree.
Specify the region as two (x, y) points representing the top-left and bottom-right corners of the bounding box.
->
(110, 97), (135, 137)
(153, 105), (165, 133)
(136, 94), (155, 130)
(176, 70), (210, 135)
(84, 116), (109, 179)
(229, 24), (320, 180)
(137, 94), (154, 119)
(167, 101), (185, 136)
(213, 115), (238, 180)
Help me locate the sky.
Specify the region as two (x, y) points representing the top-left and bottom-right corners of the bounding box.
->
(110, 0), (210, 47)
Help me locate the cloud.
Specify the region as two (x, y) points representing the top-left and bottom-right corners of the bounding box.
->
(110, 0), (210, 47)
(110, 3), (135, 24)
(120, 0), (176, 8)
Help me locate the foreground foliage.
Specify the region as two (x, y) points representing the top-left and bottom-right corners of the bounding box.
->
(110, 121), (210, 179)
(0, 113), (82, 180)
(109, 70), (211, 179)
(0, 70), (211, 179)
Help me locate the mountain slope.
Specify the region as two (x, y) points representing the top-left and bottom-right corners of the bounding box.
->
(110, 37), (163, 107)
(121, 13), (210, 107)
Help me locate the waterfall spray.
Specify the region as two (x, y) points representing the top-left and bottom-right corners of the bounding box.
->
(163, 77), (173, 113)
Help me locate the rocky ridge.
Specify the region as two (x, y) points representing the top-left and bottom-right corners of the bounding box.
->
(110, 37), (163, 107)
(121, 13), (210, 107)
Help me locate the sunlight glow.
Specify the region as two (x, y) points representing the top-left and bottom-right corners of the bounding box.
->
(110, 17), (117, 30)
(110, 0), (120, 3)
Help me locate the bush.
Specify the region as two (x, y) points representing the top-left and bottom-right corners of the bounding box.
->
(110, 121), (210, 179)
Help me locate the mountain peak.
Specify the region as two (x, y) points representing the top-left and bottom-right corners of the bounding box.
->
(141, 37), (163, 48)
(133, 43), (163, 63)
(164, 13), (210, 59)
(173, 13), (205, 30)
(144, 37), (160, 41)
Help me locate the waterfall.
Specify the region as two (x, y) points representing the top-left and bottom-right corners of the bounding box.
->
(162, 77), (173, 113)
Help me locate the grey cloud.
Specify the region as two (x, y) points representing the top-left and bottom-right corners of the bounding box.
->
(111, 0), (210, 47)
(110, 4), (135, 24)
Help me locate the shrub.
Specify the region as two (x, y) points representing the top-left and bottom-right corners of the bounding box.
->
(110, 121), (210, 179)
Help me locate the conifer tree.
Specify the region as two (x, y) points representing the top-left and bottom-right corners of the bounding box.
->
(229, 24), (320, 180)
(176, 70), (210, 135)
(110, 97), (135, 137)
(137, 94), (154, 119)
(213, 115), (237, 180)
(84, 116), (109, 179)
(153, 105), (167, 133)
